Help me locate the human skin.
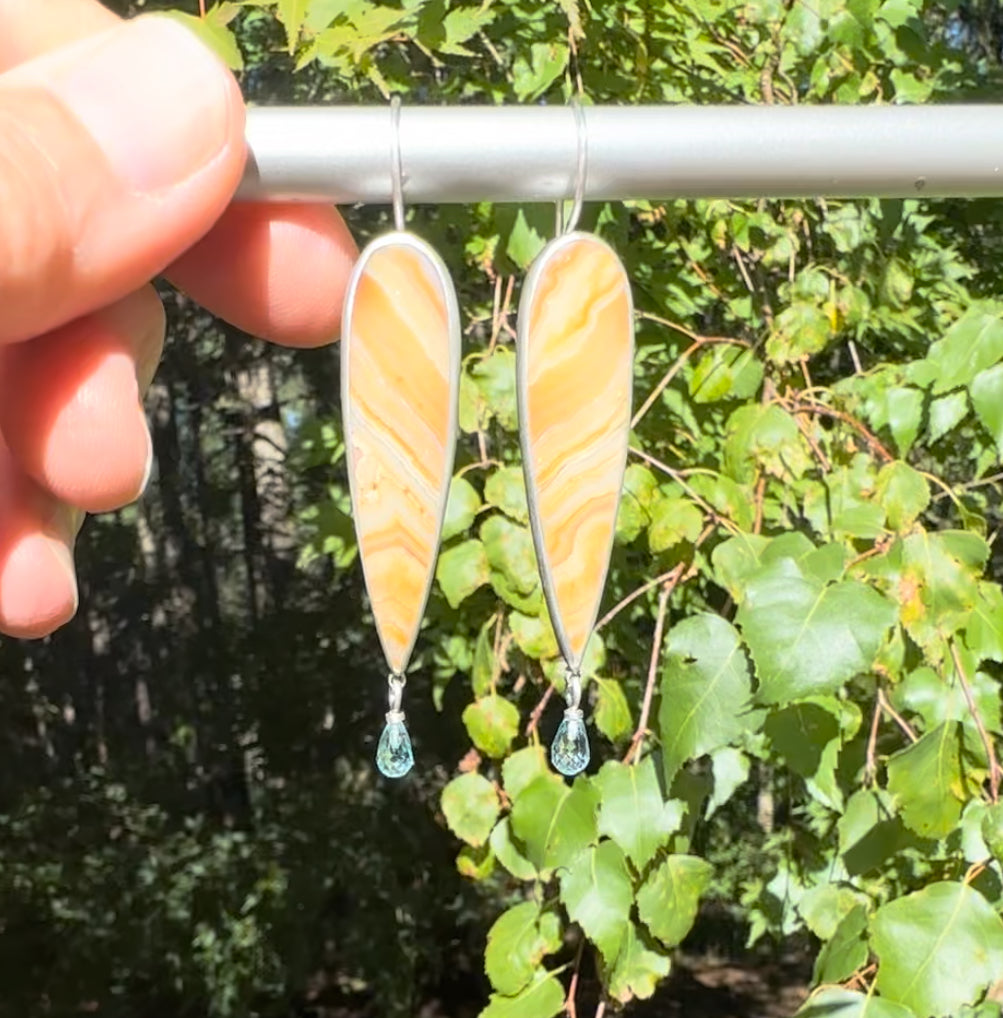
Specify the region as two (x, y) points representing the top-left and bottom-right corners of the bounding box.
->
(0, 0), (358, 638)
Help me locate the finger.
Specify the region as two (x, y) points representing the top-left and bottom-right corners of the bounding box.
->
(0, 287), (164, 514)
(0, 0), (358, 348)
(167, 202), (358, 347)
(0, 441), (80, 639)
(0, 15), (245, 345)
(0, 0), (117, 68)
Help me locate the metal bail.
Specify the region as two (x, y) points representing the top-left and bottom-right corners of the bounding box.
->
(390, 95), (406, 232)
(556, 100), (587, 237)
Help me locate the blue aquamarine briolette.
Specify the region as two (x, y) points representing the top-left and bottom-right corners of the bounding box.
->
(550, 708), (590, 777)
(376, 711), (414, 778)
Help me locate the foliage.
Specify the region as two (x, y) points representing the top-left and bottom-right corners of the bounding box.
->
(4, 0), (1003, 1016)
(284, 0), (1003, 1012)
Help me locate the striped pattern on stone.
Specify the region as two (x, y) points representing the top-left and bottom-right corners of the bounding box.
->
(342, 233), (460, 676)
(518, 232), (633, 671)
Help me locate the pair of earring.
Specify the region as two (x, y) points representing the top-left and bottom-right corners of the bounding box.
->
(340, 99), (634, 779)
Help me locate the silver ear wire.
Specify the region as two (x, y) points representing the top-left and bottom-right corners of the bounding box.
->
(390, 95), (406, 232)
(556, 99), (587, 236)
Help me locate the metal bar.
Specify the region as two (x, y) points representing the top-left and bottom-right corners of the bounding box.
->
(237, 104), (1003, 204)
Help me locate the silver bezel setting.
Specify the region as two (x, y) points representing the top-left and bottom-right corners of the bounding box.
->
(516, 230), (635, 675)
(341, 230), (462, 677)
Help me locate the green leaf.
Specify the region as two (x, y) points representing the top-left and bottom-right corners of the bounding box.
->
(481, 516), (541, 612)
(485, 901), (562, 996)
(463, 695), (521, 758)
(457, 843), (495, 881)
(512, 41), (568, 101)
(163, 9), (244, 69)
(922, 303), (1003, 395)
(711, 533), (770, 600)
(503, 745), (551, 799)
(723, 404), (811, 482)
(436, 539), (490, 608)
(485, 467), (529, 523)
(875, 461), (929, 532)
(605, 922), (671, 1004)
(886, 386), (924, 456)
(737, 559), (896, 704)
(622, 464), (659, 512)
(798, 883), (868, 941)
(886, 722), (972, 839)
(595, 758), (683, 870)
(837, 788), (928, 877)
(471, 348), (518, 431)
(892, 531), (987, 657)
(636, 855), (712, 948)
(510, 776), (598, 874)
(892, 665), (1001, 737)
(593, 678), (633, 743)
(478, 969), (566, 1018)
(797, 988), (916, 1018)
(441, 773), (500, 847)
(689, 345), (763, 403)
(929, 390), (968, 441)
(767, 301), (833, 363)
(648, 497), (703, 553)
(472, 619), (495, 697)
(706, 747), (750, 818)
(803, 461), (886, 541)
(559, 840), (633, 964)
(506, 209), (547, 270)
(509, 611), (559, 659)
(812, 905), (869, 985)
(490, 817), (537, 881)
(440, 4), (494, 54)
(687, 473), (756, 531)
(871, 881), (1003, 1016)
(443, 476), (482, 541)
(659, 614), (753, 781)
(276, 0), (308, 52)
(970, 362), (1003, 455)
(763, 697), (845, 810)
(981, 802), (1003, 861)
(966, 582), (1003, 664)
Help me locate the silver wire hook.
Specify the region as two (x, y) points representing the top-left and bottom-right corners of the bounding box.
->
(557, 99), (588, 237)
(390, 95), (406, 232)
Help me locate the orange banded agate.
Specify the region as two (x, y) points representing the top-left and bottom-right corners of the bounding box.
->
(342, 233), (460, 676)
(518, 232), (634, 671)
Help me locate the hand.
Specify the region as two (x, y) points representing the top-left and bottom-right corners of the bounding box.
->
(0, 0), (357, 638)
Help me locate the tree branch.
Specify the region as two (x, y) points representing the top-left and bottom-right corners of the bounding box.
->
(865, 690), (882, 785)
(625, 575), (677, 765)
(878, 688), (918, 744)
(564, 938), (585, 1018)
(950, 640), (1001, 804)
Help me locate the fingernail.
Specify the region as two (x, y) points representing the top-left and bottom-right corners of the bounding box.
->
(45, 17), (237, 194)
(47, 539), (79, 617)
(139, 426), (154, 497)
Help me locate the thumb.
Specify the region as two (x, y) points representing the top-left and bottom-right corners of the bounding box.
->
(0, 15), (246, 345)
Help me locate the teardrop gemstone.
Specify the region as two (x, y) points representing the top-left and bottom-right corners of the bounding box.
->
(550, 710), (590, 777)
(376, 717), (414, 778)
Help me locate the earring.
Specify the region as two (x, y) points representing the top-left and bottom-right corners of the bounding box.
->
(341, 97), (461, 778)
(517, 102), (634, 777)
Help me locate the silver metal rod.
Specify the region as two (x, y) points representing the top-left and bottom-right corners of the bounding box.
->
(237, 105), (1003, 204)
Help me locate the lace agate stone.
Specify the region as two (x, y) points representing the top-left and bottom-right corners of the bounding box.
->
(520, 233), (633, 672)
(343, 236), (458, 679)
